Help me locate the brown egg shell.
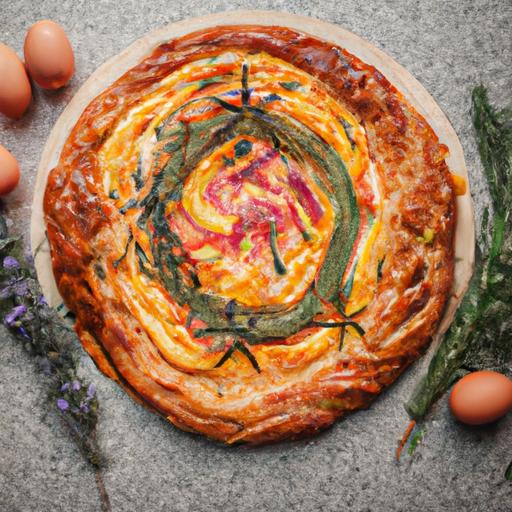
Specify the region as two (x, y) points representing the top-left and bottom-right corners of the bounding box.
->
(0, 43), (32, 119)
(449, 370), (512, 426)
(0, 145), (21, 195)
(24, 20), (75, 90)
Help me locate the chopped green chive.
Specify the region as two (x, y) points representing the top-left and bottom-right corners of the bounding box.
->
(240, 237), (252, 252)
(269, 220), (286, 275)
(279, 81), (301, 91)
(377, 258), (385, 281)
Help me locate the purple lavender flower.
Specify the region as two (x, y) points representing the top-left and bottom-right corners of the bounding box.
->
(86, 383), (96, 400)
(56, 398), (69, 411)
(60, 382), (70, 392)
(80, 403), (90, 414)
(18, 325), (31, 340)
(4, 304), (27, 326)
(3, 256), (19, 270)
(0, 278), (29, 299)
(0, 286), (12, 299)
(37, 294), (47, 306)
(71, 380), (81, 392)
(12, 279), (29, 297)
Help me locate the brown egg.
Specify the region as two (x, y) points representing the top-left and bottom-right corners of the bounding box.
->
(0, 145), (21, 195)
(0, 43), (32, 119)
(449, 370), (512, 425)
(24, 20), (75, 90)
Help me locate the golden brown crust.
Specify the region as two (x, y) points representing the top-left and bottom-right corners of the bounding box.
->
(43, 25), (455, 444)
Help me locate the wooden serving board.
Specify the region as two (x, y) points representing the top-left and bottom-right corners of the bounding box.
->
(30, 10), (474, 344)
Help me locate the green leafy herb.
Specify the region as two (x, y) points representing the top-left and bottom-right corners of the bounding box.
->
(269, 220), (286, 275)
(311, 320), (365, 337)
(342, 261), (357, 298)
(263, 93), (282, 103)
(119, 198), (137, 214)
(279, 81), (301, 91)
(301, 230), (311, 241)
(135, 242), (152, 278)
(113, 232), (133, 268)
(311, 320), (365, 351)
(240, 237), (252, 252)
(406, 85), (512, 426)
(241, 62), (250, 106)
(506, 460), (512, 481)
(94, 263), (106, 280)
(416, 227), (435, 244)
(407, 428), (425, 456)
(377, 258), (385, 281)
(214, 338), (260, 373)
(340, 118), (356, 149)
(131, 158), (144, 191)
(235, 339), (261, 373)
(196, 76), (225, 91)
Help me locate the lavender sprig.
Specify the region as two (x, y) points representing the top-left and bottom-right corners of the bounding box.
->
(0, 216), (103, 467)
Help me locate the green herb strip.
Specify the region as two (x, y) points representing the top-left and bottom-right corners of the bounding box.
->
(269, 220), (286, 275)
(506, 460), (512, 481)
(279, 81), (301, 91)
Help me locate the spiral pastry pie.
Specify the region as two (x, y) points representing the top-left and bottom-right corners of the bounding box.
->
(44, 26), (456, 443)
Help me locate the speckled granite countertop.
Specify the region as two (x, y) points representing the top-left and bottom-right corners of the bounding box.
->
(0, 1), (511, 511)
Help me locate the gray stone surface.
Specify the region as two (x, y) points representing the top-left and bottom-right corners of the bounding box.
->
(0, 1), (511, 511)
